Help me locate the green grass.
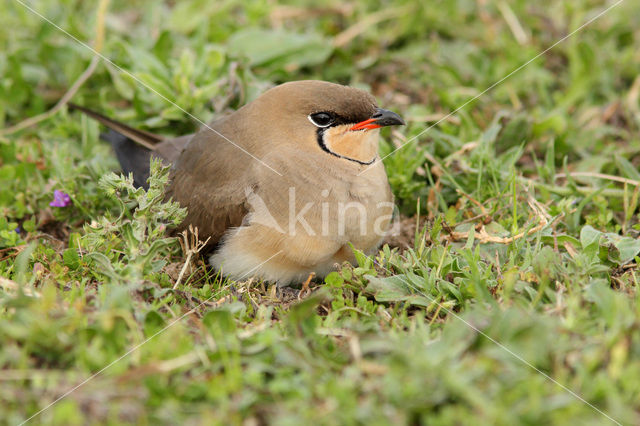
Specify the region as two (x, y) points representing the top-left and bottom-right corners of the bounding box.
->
(2, 0), (640, 424)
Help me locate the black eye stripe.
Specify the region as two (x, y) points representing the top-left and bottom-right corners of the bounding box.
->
(309, 110), (377, 127)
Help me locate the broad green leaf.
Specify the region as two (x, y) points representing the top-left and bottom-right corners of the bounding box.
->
(365, 275), (431, 307)
(62, 248), (80, 270)
(580, 225), (602, 248)
(579, 225), (640, 265)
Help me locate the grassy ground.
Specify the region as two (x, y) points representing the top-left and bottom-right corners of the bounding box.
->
(2, 0), (640, 424)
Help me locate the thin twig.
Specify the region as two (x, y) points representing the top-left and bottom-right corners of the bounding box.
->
(554, 171), (640, 187)
(173, 226), (210, 290)
(497, 1), (529, 45)
(0, 0), (110, 136)
(333, 6), (408, 48)
(445, 141), (479, 166)
(448, 204), (563, 245)
(456, 188), (488, 215)
(519, 176), (626, 198)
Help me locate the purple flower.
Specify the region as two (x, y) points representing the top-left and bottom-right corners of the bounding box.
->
(50, 190), (71, 208)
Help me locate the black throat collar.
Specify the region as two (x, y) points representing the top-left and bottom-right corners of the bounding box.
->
(316, 128), (376, 166)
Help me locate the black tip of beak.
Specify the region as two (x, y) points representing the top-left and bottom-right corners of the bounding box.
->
(372, 108), (405, 127)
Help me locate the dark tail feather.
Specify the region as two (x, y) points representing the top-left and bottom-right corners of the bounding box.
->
(101, 130), (152, 189)
(68, 103), (163, 149)
(69, 103), (166, 189)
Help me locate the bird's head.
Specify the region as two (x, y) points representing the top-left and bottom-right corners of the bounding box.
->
(248, 80), (405, 165)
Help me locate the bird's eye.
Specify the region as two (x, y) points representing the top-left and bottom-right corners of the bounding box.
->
(308, 112), (335, 128)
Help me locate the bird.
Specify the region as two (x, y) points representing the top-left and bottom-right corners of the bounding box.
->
(70, 80), (405, 285)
